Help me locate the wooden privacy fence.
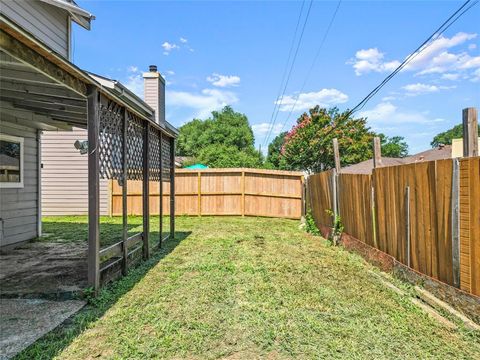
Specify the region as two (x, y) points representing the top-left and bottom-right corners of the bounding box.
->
(111, 168), (305, 219)
(307, 157), (480, 297)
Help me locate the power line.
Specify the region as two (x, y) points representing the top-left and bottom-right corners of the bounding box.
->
(278, 0), (342, 134)
(263, 0), (314, 149)
(264, 0), (307, 149)
(346, 0), (478, 118)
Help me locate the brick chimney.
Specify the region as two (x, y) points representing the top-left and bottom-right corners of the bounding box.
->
(143, 65), (165, 127)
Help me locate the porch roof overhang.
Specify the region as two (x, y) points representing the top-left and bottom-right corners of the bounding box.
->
(39, 0), (95, 30)
(0, 15), (178, 138)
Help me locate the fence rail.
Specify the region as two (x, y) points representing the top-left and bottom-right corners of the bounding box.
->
(111, 168), (305, 219)
(307, 157), (480, 297)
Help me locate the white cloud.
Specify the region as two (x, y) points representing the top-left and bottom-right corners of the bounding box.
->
(123, 66), (143, 97)
(441, 73), (460, 80)
(275, 88), (348, 112)
(180, 37), (188, 43)
(349, 48), (400, 76)
(469, 43), (477, 50)
(162, 41), (179, 55)
(166, 70), (175, 76)
(350, 32), (480, 77)
(402, 82), (455, 96)
(206, 73), (241, 87)
(252, 123), (283, 137)
(472, 68), (480, 82)
(359, 102), (439, 125)
(381, 95), (396, 101)
(167, 88), (238, 118)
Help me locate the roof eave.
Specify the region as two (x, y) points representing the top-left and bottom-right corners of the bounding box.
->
(39, 0), (95, 30)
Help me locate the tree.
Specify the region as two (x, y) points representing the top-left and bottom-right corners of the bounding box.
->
(281, 106), (375, 173)
(176, 106), (262, 168)
(378, 134), (409, 157)
(265, 132), (287, 169)
(431, 123), (480, 147)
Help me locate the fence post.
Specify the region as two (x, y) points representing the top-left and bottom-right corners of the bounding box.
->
(142, 124), (150, 259)
(371, 184), (377, 248)
(169, 137), (175, 239)
(241, 171), (245, 217)
(332, 169), (338, 219)
(198, 171), (201, 216)
(451, 158), (460, 288)
(405, 186), (411, 267)
(87, 85), (100, 292)
(159, 131), (163, 248)
(333, 138), (341, 173)
(122, 107), (128, 274)
(463, 107), (478, 157)
(373, 136), (382, 168)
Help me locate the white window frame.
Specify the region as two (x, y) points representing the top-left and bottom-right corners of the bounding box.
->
(0, 133), (24, 189)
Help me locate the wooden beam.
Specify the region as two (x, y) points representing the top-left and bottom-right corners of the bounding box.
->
(0, 78), (81, 99)
(0, 29), (87, 96)
(122, 107), (128, 275)
(462, 107), (478, 157)
(332, 138), (341, 173)
(159, 131), (163, 248)
(373, 136), (382, 168)
(87, 85), (100, 291)
(451, 158), (460, 288)
(142, 124), (150, 259)
(170, 137), (175, 239)
(197, 171), (202, 216)
(241, 171), (245, 217)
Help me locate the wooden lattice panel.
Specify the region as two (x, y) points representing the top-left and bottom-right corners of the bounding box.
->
(148, 126), (162, 181)
(161, 135), (171, 181)
(98, 96), (123, 180)
(126, 111), (144, 181)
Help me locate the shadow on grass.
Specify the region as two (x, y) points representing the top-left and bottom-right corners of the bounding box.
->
(15, 230), (191, 360)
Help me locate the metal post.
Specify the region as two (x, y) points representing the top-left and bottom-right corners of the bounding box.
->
(142, 124), (150, 259)
(452, 158), (460, 288)
(122, 108), (128, 275)
(159, 131), (163, 248)
(87, 85), (100, 291)
(169, 137), (175, 239)
(463, 107), (478, 157)
(405, 186), (411, 267)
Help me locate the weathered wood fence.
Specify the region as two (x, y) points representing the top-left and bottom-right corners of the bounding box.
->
(307, 157), (480, 297)
(111, 168), (305, 219)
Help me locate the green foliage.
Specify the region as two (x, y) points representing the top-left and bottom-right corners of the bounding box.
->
(265, 132), (288, 169)
(431, 123), (480, 147)
(305, 208), (321, 236)
(378, 133), (409, 157)
(197, 144), (263, 168)
(176, 106), (262, 168)
(281, 107), (375, 172)
(325, 209), (344, 246)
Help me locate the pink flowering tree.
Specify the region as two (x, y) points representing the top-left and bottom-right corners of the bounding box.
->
(281, 106), (375, 173)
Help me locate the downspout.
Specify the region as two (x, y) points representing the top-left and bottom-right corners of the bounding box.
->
(37, 130), (42, 237)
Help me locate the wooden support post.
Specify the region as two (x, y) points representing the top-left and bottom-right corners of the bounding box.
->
(462, 107), (478, 157)
(87, 85), (100, 291)
(332, 138), (341, 173)
(159, 132), (163, 248)
(405, 186), (411, 267)
(332, 169), (338, 218)
(122, 108), (128, 275)
(373, 136), (382, 168)
(142, 124), (150, 259)
(371, 186), (377, 248)
(241, 171), (245, 217)
(198, 171), (202, 216)
(169, 137), (175, 239)
(451, 158), (460, 288)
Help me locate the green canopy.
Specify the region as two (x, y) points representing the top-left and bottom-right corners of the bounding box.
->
(184, 163), (208, 169)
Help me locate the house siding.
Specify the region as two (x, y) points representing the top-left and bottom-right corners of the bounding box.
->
(0, 119), (39, 247)
(1, 0), (69, 58)
(41, 128), (110, 216)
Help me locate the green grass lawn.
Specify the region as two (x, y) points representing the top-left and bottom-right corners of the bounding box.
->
(18, 216), (480, 359)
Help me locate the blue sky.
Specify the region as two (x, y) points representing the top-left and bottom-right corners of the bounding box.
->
(75, 0), (479, 154)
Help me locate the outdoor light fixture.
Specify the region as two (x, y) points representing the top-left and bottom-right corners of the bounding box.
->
(74, 140), (88, 155)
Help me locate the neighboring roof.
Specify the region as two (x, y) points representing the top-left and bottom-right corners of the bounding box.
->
(404, 144), (452, 163)
(341, 157), (407, 175)
(39, 0), (95, 30)
(340, 145), (453, 174)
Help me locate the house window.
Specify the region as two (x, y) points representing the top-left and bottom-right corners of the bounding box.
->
(0, 134), (24, 188)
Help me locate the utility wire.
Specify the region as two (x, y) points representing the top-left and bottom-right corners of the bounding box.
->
(263, 0), (314, 149)
(278, 0), (342, 134)
(264, 0), (307, 148)
(345, 0), (478, 118)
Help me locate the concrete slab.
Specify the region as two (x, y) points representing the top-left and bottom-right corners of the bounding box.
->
(0, 298), (85, 359)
